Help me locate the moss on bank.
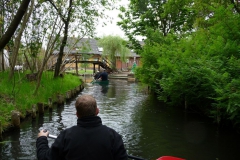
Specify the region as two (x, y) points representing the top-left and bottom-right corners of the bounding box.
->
(0, 71), (82, 132)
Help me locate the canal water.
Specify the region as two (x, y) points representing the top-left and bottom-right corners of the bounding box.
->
(0, 78), (240, 160)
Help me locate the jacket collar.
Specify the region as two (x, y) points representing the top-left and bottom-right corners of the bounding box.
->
(77, 116), (102, 127)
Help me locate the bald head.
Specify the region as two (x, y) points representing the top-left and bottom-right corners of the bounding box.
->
(75, 95), (98, 118)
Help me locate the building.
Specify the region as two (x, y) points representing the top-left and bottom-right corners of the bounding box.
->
(48, 37), (141, 73)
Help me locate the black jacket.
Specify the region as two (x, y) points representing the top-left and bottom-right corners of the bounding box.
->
(97, 72), (108, 81)
(36, 116), (128, 160)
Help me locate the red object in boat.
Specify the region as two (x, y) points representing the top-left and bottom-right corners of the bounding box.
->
(157, 156), (185, 160)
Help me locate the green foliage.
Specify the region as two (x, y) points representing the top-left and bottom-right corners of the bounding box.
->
(133, 1), (240, 129)
(118, 0), (196, 51)
(0, 71), (81, 130)
(97, 35), (130, 70)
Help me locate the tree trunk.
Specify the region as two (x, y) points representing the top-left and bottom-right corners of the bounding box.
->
(0, 50), (4, 71)
(33, 19), (61, 95)
(0, 2), (4, 71)
(34, 46), (55, 95)
(9, 0), (34, 80)
(75, 55), (78, 75)
(54, 26), (67, 77)
(53, 0), (73, 78)
(23, 52), (32, 71)
(0, 0), (31, 51)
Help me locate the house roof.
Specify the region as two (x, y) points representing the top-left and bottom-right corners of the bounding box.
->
(53, 37), (141, 57)
(53, 38), (102, 55)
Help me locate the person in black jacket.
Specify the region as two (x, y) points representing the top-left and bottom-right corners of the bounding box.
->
(97, 69), (108, 81)
(36, 95), (128, 160)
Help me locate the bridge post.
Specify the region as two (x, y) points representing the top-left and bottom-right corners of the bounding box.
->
(75, 55), (78, 75)
(93, 64), (96, 73)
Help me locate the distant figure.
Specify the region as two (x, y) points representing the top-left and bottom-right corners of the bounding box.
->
(94, 70), (101, 80)
(97, 69), (108, 81)
(131, 62), (137, 73)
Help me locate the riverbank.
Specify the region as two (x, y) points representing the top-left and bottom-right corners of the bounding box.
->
(0, 71), (83, 135)
(2, 78), (239, 160)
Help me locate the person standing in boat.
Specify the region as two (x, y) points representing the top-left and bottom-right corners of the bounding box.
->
(97, 69), (108, 81)
(36, 94), (128, 160)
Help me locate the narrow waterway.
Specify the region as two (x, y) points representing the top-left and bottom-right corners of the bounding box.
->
(0, 78), (240, 160)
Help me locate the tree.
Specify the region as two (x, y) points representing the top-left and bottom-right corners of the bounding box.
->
(48, 0), (74, 78)
(0, 0), (31, 51)
(8, 0), (35, 79)
(97, 35), (130, 71)
(133, 0), (240, 128)
(117, 0), (196, 51)
(48, 0), (114, 78)
(33, 20), (63, 95)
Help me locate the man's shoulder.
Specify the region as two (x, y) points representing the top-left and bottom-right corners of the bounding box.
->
(103, 125), (121, 135)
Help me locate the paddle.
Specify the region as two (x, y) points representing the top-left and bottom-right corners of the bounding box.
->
(90, 79), (96, 84)
(42, 130), (185, 160)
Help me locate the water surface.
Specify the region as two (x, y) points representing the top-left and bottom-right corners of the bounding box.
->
(0, 79), (240, 160)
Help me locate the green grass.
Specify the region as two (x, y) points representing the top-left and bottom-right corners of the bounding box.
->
(0, 71), (82, 131)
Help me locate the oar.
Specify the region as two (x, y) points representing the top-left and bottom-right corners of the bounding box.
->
(43, 131), (185, 160)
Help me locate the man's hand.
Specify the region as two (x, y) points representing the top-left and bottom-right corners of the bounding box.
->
(38, 129), (49, 138)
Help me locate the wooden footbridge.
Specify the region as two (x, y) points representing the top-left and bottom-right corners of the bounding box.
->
(48, 55), (113, 75)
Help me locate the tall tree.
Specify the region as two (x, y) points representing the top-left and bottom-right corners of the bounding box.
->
(118, 0), (196, 51)
(48, 0), (73, 78)
(97, 35), (130, 71)
(8, 0), (35, 79)
(0, 0), (31, 51)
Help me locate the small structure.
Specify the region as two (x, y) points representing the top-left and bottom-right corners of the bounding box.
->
(48, 38), (142, 74)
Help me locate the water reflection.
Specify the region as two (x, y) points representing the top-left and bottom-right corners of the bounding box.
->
(0, 78), (240, 160)
(99, 83), (109, 94)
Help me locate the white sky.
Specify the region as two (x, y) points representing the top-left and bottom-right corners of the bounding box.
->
(95, 0), (129, 39)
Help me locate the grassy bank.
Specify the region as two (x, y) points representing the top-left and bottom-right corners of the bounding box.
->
(0, 71), (82, 131)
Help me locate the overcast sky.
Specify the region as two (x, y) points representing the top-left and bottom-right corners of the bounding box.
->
(95, 0), (129, 39)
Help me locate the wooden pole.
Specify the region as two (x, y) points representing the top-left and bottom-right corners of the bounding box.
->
(48, 97), (53, 110)
(66, 91), (71, 101)
(11, 110), (20, 128)
(75, 55), (78, 75)
(37, 102), (44, 114)
(0, 121), (2, 140)
(32, 104), (36, 119)
(57, 94), (65, 106)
